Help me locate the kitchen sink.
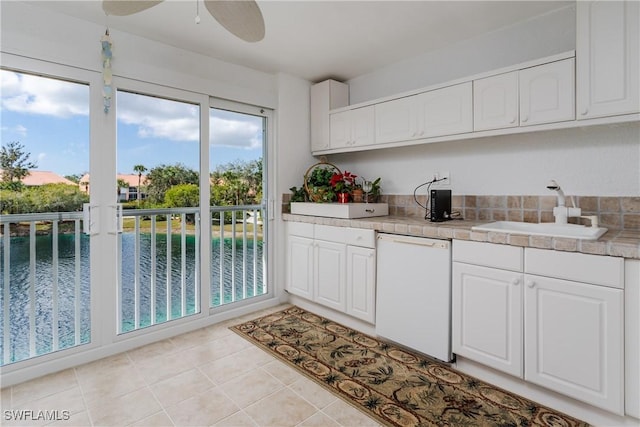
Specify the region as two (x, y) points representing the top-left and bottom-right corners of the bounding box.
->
(471, 221), (608, 240)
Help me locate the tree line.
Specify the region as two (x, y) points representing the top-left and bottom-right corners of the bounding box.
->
(0, 141), (263, 215)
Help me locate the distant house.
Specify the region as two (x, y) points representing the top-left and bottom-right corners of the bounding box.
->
(13, 170), (76, 186)
(80, 173), (148, 202)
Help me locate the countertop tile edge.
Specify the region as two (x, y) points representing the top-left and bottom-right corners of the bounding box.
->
(282, 213), (640, 259)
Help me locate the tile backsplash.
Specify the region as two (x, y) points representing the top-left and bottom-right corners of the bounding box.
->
(380, 195), (640, 230)
(283, 193), (640, 230)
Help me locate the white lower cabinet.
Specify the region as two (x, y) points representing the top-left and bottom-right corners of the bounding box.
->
(346, 246), (376, 323)
(452, 240), (625, 415)
(287, 233), (314, 300)
(524, 274), (624, 414)
(286, 223), (376, 323)
(452, 262), (523, 377)
(314, 239), (347, 312)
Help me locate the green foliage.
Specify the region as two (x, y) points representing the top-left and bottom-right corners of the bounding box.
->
(146, 163), (199, 204)
(289, 186), (307, 202)
(64, 174), (82, 184)
(307, 166), (334, 187)
(1, 141), (37, 189)
(0, 184), (88, 214)
(210, 158), (262, 206)
(164, 183), (199, 208)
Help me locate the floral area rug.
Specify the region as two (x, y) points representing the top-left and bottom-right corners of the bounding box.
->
(231, 306), (590, 427)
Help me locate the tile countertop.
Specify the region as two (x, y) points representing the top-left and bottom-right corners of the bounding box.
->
(282, 213), (640, 260)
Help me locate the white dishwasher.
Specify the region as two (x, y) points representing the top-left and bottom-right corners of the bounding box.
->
(375, 233), (453, 362)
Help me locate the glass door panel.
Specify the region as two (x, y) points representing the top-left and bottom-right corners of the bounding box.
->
(209, 106), (266, 307)
(0, 70), (90, 365)
(116, 90), (201, 334)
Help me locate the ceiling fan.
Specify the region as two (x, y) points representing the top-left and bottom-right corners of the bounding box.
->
(102, 0), (265, 42)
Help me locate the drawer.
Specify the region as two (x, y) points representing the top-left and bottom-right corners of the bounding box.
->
(315, 225), (375, 248)
(453, 240), (523, 271)
(344, 228), (376, 248)
(525, 248), (624, 289)
(287, 221), (314, 238)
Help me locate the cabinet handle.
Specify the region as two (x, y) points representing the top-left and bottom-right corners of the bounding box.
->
(511, 278), (520, 286)
(510, 117), (517, 124)
(581, 107), (588, 116)
(419, 130), (424, 136)
(522, 116), (528, 123)
(527, 281), (536, 288)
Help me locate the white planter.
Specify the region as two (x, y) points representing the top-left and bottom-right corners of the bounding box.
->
(290, 202), (389, 219)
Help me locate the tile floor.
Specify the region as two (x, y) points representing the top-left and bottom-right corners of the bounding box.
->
(0, 305), (381, 427)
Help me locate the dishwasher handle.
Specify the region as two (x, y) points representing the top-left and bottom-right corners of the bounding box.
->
(377, 233), (449, 249)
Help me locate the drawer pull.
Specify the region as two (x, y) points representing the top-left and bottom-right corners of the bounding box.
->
(527, 280), (536, 288)
(365, 209), (375, 213)
(511, 278), (520, 286)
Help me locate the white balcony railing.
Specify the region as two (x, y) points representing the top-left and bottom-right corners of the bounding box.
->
(0, 204), (265, 366)
(1, 212), (87, 366)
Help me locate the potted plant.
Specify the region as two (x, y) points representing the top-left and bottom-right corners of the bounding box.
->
(306, 165), (336, 202)
(330, 171), (357, 203)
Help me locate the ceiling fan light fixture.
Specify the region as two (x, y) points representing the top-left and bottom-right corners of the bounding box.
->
(102, 0), (164, 16)
(204, 0), (265, 43)
(101, 0), (266, 43)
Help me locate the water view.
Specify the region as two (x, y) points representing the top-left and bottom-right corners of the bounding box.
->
(0, 232), (264, 365)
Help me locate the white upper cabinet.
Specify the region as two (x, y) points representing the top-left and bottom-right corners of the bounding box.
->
(375, 95), (419, 144)
(576, 1), (640, 119)
(520, 58), (576, 126)
(329, 106), (375, 149)
(311, 80), (349, 152)
(376, 83), (472, 144)
(473, 71), (519, 131)
(418, 82), (473, 138)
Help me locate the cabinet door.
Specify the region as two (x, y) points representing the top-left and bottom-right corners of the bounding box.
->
(577, 1), (640, 119)
(524, 274), (624, 414)
(350, 106), (375, 147)
(374, 95), (419, 143)
(329, 110), (352, 148)
(311, 80), (349, 152)
(520, 59), (576, 126)
(314, 240), (347, 312)
(452, 262), (523, 377)
(287, 235), (314, 299)
(419, 82), (473, 138)
(346, 246), (375, 323)
(473, 72), (519, 131)
(330, 107), (375, 149)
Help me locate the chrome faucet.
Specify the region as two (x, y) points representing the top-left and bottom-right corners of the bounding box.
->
(546, 180), (581, 225)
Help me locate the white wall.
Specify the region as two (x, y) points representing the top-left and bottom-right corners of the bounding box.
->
(334, 4), (640, 197)
(274, 73), (314, 297)
(329, 123), (640, 196)
(348, 5), (576, 103)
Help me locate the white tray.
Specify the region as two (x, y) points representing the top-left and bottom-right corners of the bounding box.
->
(290, 202), (389, 219)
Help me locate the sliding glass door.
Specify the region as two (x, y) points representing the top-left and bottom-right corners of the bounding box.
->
(209, 101), (268, 308)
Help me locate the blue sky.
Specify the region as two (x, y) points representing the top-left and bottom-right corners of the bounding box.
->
(0, 70), (263, 178)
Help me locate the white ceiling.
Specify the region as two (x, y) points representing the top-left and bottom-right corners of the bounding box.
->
(27, 0), (573, 82)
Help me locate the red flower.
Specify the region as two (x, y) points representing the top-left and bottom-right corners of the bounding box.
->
(330, 171), (357, 192)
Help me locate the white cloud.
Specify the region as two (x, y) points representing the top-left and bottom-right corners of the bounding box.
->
(210, 116), (262, 149)
(0, 70), (89, 118)
(15, 124), (27, 137)
(37, 152), (46, 163)
(0, 124), (28, 137)
(117, 91), (199, 142)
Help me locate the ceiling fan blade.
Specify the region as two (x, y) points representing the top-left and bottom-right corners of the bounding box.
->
(204, 0), (265, 43)
(102, 0), (164, 16)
